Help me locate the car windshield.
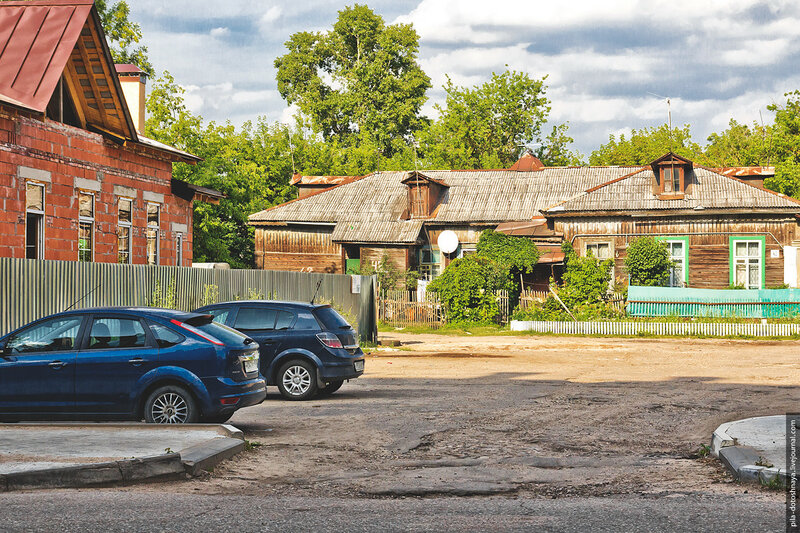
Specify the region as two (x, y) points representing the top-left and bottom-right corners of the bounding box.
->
(314, 306), (351, 330)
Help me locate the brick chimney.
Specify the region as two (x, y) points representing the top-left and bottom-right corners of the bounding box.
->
(115, 64), (146, 133)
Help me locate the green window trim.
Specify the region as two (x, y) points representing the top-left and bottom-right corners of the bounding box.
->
(728, 235), (766, 289)
(655, 236), (690, 284)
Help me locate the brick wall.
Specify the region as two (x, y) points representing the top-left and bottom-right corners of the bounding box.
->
(0, 104), (193, 265)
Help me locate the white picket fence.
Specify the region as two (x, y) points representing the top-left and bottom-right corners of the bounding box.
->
(509, 320), (800, 337)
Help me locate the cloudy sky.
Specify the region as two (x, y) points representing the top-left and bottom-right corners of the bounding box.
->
(130, 0), (800, 158)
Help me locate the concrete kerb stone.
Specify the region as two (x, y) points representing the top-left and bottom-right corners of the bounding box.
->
(712, 419), (788, 488)
(0, 423), (247, 491)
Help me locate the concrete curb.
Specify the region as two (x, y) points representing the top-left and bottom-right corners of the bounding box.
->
(0, 423), (247, 492)
(711, 421), (787, 488)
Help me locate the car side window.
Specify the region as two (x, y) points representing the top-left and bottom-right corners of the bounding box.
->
(275, 311), (295, 330)
(234, 307), (276, 331)
(294, 311), (320, 331)
(149, 323), (185, 348)
(206, 308), (230, 325)
(6, 316), (83, 354)
(86, 318), (147, 350)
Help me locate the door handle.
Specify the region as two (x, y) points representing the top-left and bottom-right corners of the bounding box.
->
(48, 361), (66, 369)
(260, 339), (275, 345)
(128, 358), (144, 366)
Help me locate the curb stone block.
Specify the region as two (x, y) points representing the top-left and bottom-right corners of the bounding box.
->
(6, 462), (123, 491)
(117, 454), (185, 483)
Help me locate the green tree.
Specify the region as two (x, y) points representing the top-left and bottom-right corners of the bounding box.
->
(703, 119), (775, 167)
(96, 0), (153, 76)
(590, 124), (703, 165)
(624, 237), (673, 287)
(422, 70), (577, 169)
(476, 229), (539, 298)
(275, 4), (430, 157)
(427, 256), (504, 323)
(145, 74), (296, 268)
(764, 91), (800, 197)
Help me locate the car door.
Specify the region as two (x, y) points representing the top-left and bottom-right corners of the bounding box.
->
(230, 305), (284, 372)
(0, 314), (85, 414)
(74, 314), (158, 415)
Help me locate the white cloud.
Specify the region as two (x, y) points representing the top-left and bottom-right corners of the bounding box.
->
(210, 27), (229, 38)
(259, 6), (283, 34)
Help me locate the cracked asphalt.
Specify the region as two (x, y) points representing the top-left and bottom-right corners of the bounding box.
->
(1, 333), (795, 531)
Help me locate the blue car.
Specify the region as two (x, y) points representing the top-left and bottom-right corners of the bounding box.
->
(194, 301), (365, 400)
(0, 308), (266, 423)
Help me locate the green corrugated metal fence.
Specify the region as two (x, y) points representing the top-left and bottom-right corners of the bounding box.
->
(0, 258), (377, 340)
(627, 286), (800, 318)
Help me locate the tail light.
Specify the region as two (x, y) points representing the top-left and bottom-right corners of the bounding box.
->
(220, 397), (240, 406)
(316, 332), (343, 349)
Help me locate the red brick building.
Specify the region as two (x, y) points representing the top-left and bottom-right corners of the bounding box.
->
(0, 0), (220, 265)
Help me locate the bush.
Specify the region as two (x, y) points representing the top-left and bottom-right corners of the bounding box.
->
(427, 256), (504, 323)
(624, 236), (673, 286)
(358, 252), (419, 291)
(558, 242), (614, 308)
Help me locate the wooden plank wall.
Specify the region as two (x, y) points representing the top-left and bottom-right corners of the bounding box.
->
(361, 246), (410, 271)
(556, 215), (797, 289)
(254, 227), (342, 273)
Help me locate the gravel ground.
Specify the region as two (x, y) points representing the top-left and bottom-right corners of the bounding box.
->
(4, 333), (795, 531)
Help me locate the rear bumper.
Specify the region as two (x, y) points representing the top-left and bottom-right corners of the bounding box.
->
(202, 376), (267, 415)
(319, 359), (365, 381)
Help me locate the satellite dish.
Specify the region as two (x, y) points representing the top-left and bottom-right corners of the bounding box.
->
(437, 230), (459, 254)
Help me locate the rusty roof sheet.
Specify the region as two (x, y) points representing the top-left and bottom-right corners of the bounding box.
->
(715, 166), (775, 178)
(547, 167), (800, 214)
(0, 0), (93, 112)
(289, 174), (353, 186)
(249, 167), (639, 244)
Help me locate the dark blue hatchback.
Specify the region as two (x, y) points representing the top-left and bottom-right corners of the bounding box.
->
(194, 301), (365, 400)
(0, 308), (267, 423)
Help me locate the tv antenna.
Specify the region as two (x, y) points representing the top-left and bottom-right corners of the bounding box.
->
(648, 92), (673, 149)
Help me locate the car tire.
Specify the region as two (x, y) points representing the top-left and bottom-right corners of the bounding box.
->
(318, 379), (344, 396)
(144, 385), (198, 424)
(277, 359), (318, 401)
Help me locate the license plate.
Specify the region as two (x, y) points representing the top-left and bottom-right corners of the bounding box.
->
(244, 358), (259, 373)
(354, 360), (364, 372)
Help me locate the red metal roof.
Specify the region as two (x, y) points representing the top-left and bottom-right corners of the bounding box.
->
(508, 153), (545, 171)
(0, 0), (93, 112)
(114, 63), (143, 74)
(715, 166), (775, 178)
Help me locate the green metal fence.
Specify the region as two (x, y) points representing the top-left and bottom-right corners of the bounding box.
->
(627, 286), (800, 318)
(0, 258), (377, 340)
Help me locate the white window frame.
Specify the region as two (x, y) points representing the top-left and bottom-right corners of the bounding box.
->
(418, 245), (442, 280)
(146, 202), (160, 266)
(665, 239), (687, 287)
(25, 181), (45, 260)
(732, 239), (763, 290)
(117, 197), (133, 264)
(78, 191), (94, 262)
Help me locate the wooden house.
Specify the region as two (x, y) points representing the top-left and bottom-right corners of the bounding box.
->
(249, 152), (800, 289)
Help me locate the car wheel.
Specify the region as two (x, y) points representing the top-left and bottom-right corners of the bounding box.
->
(144, 385), (198, 424)
(318, 379), (344, 396)
(277, 359), (318, 401)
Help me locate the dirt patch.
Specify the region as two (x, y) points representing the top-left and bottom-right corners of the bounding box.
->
(132, 333), (798, 501)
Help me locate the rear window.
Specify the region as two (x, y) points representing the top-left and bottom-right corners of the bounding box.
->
(314, 306), (351, 330)
(194, 322), (250, 346)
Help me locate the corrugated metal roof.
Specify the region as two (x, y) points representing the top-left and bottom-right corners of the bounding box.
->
(0, 0), (92, 113)
(548, 167), (800, 213)
(250, 167), (639, 243)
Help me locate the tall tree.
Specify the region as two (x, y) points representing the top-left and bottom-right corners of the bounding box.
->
(421, 70), (579, 169)
(703, 119), (775, 167)
(590, 124), (703, 165)
(275, 4), (430, 157)
(95, 0), (153, 76)
(762, 91), (800, 197)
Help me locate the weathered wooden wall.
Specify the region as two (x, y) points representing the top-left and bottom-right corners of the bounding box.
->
(555, 215), (797, 288)
(254, 226), (342, 273)
(360, 246), (411, 271)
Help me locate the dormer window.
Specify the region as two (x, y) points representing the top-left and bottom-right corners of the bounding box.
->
(650, 152), (692, 198)
(401, 171), (448, 219)
(661, 166), (682, 194)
